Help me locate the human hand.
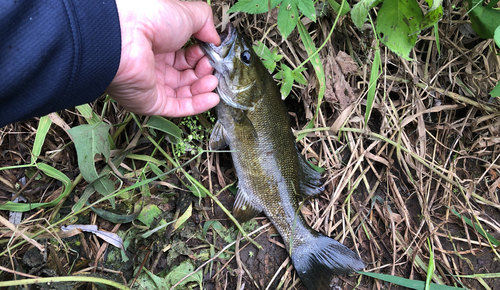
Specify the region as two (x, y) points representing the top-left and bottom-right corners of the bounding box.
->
(106, 0), (221, 117)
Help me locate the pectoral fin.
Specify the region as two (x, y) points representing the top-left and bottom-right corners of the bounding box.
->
(235, 113), (258, 143)
(233, 187), (261, 223)
(297, 146), (324, 197)
(209, 121), (228, 150)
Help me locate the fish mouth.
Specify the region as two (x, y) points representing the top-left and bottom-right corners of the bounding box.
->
(199, 24), (253, 111)
(199, 24), (237, 73)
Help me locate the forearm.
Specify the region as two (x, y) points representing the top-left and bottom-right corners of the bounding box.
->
(0, 0), (121, 127)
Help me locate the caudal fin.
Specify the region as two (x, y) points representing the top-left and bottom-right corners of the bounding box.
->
(291, 235), (364, 290)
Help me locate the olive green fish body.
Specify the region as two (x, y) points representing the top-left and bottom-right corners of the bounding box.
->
(201, 24), (364, 290)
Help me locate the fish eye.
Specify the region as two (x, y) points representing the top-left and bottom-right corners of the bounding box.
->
(240, 51), (252, 64)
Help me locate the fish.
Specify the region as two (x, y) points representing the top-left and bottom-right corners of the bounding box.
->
(200, 23), (365, 290)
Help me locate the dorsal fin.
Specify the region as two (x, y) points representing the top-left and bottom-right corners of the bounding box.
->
(233, 187), (262, 223)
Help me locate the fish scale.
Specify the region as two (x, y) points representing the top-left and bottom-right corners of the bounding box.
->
(200, 23), (365, 290)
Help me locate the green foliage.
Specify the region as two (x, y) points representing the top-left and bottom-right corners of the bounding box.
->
(174, 114), (213, 157)
(351, 0), (383, 28)
(253, 41), (283, 73)
(145, 116), (182, 143)
(425, 238), (435, 289)
(295, 19), (328, 140)
(229, 0), (316, 39)
(68, 122), (114, 197)
(352, 0), (443, 60)
(491, 81), (500, 98)
(137, 204), (162, 228)
(164, 260), (203, 288)
(376, 0), (422, 60)
(495, 26), (500, 48)
(173, 204), (192, 230)
(275, 64), (307, 98)
(0, 117), (74, 212)
(253, 40), (308, 99)
(421, 0), (443, 31)
(359, 271), (467, 289)
(451, 208), (500, 247)
(327, 0), (350, 15)
(466, 0), (500, 39)
(32, 115), (51, 157)
(365, 41), (381, 125)
(228, 0), (281, 14)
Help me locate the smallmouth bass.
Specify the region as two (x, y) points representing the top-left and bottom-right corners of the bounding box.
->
(200, 24), (364, 290)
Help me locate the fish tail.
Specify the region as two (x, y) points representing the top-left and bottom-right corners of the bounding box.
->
(291, 235), (365, 290)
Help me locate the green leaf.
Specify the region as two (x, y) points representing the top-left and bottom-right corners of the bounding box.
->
(296, 20), (326, 140)
(75, 104), (101, 124)
(491, 81), (500, 98)
(37, 163), (71, 187)
(277, 0), (300, 39)
(228, 0), (281, 14)
(137, 204), (162, 228)
(253, 41), (283, 73)
(149, 163), (166, 180)
(68, 122), (113, 196)
(494, 24), (500, 48)
(359, 271), (466, 289)
(32, 116), (52, 159)
(366, 41), (381, 125)
(202, 220), (218, 237)
(186, 179), (206, 198)
(0, 163), (72, 212)
(165, 260), (202, 288)
(467, 0), (500, 39)
(91, 177), (116, 202)
(206, 220), (236, 244)
(327, 0), (351, 16)
(425, 238), (435, 289)
(72, 184), (96, 213)
(451, 208), (500, 246)
(420, 0), (443, 31)
(376, 0), (423, 60)
(137, 269), (168, 289)
(434, 23), (441, 55)
(91, 203), (141, 224)
(145, 116), (182, 144)
(292, 67), (307, 85)
(173, 204), (192, 230)
(351, 0), (383, 29)
(275, 65), (306, 98)
(275, 64), (294, 98)
(297, 0), (316, 21)
(142, 219), (174, 238)
(306, 160), (325, 173)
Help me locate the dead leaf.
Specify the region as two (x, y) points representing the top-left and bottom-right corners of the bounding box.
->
(323, 50), (357, 110)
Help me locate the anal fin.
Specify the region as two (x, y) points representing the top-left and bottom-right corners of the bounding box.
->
(233, 187), (261, 223)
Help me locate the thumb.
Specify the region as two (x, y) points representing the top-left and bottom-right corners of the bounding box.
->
(181, 1), (221, 46)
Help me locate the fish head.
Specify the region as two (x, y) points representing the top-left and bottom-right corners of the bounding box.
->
(200, 24), (262, 111)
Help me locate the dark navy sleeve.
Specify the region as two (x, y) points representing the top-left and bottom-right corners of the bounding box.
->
(0, 0), (122, 127)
